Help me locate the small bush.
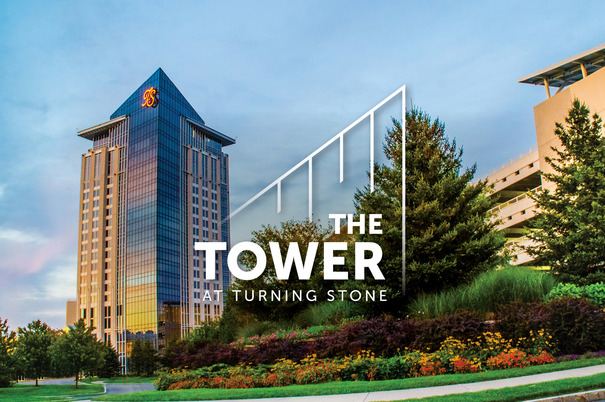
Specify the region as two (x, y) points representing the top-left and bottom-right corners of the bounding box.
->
(545, 283), (582, 301)
(186, 320), (222, 345)
(547, 297), (605, 355)
(547, 282), (605, 307)
(584, 282), (605, 306)
(495, 301), (551, 341)
(412, 312), (492, 351)
(314, 317), (416, 358)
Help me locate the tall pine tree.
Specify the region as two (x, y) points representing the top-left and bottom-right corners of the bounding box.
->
(527, 99), (605, 284)
(353, 108), (505, 312)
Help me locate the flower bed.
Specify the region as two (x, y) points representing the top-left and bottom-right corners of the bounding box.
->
(157, 330), (555, 390)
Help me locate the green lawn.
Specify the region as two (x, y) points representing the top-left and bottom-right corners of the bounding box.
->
(0, 383), (105, 401)
(82, 375), (159, 384)
(94, 357), (605, 401)
(397, 372), (605, 401)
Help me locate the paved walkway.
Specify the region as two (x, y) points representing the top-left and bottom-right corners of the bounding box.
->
(20, 378), (155, 400)
(99, 382), (156, 395)
(195, 364), (605, 402)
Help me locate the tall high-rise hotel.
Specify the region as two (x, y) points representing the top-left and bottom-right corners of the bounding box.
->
(74, 69), (234, 361)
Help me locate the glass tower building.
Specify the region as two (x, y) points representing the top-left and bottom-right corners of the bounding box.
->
(75, 68), (235, 368)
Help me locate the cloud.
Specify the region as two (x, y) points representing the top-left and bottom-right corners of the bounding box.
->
(0, 255), (77, 329)
(0, 227), (46, 244)
(0, 227), (74, 275)
(41, 258), (77, 301)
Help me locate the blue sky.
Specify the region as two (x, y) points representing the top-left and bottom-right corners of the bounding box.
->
(0, 0), (604, 330)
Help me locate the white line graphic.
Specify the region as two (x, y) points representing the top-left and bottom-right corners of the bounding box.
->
(229, 85), (406, 222)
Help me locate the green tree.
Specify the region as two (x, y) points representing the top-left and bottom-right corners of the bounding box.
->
(352, 109), (505, 312)
(527, 99), (605, 284)
(50, 319), (104, 388)
(96, 344), (121, 378)
(0, 318), (16, 388)
(234, 219), (333, 321)
(13, 320), (55, 386)
(129, 340), (157, 376)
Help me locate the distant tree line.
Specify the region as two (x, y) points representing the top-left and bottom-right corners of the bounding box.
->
(0, 318), (157, 388)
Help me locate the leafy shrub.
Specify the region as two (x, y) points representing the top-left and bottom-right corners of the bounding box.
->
(545, 283), (582, 301)
(495, 301), (551, 341)
(584, 282), (605, 306)
(313, 317), (417, 358)
(243, 340), (314, 365)
(155, 370), (196, 391)
(174, 343), (242, 368)
(186, 320), (222, 345)
(547, 282), (605, 307)
(547, 297), (605, 355)
(496, 298), (605, 356)
(412, 312), (491, 351)
(374, 356), (412, 380)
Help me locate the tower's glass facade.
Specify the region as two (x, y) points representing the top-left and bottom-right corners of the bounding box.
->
(76, 68), (234, 369)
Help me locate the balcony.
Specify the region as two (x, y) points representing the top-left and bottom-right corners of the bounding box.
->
(491, 186), (541, 230)
(504, 235), (537, 266)
(479, 146), (541, 201)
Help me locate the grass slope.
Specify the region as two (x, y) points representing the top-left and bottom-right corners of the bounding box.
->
(94, 357), (605, 401)
(409, 267), (555, 318)
(0, 383), (104, 401)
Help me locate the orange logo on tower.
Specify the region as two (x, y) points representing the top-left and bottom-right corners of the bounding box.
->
(142, 87), (158, 108)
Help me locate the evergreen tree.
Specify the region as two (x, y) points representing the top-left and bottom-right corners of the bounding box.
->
(353, 109), (505, 312)
(527, 99), (605, 284)
(13, 320), (55, 386)
(129, 339), (144, 375)
(0, 318), (15, 388)
(50, 319), (104, 388)
(96, 344), (121, 378)
(129, 340), (157, 376)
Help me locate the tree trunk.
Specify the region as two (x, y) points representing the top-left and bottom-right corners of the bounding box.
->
(75, 372), (79, 388)
(35, 377), (38, 387)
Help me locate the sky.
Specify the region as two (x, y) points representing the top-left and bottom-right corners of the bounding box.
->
(1, 0), (604, 330)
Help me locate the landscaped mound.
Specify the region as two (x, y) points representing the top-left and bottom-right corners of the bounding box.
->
(156, 331), (554, 390)
(160, 296), (605, 391)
